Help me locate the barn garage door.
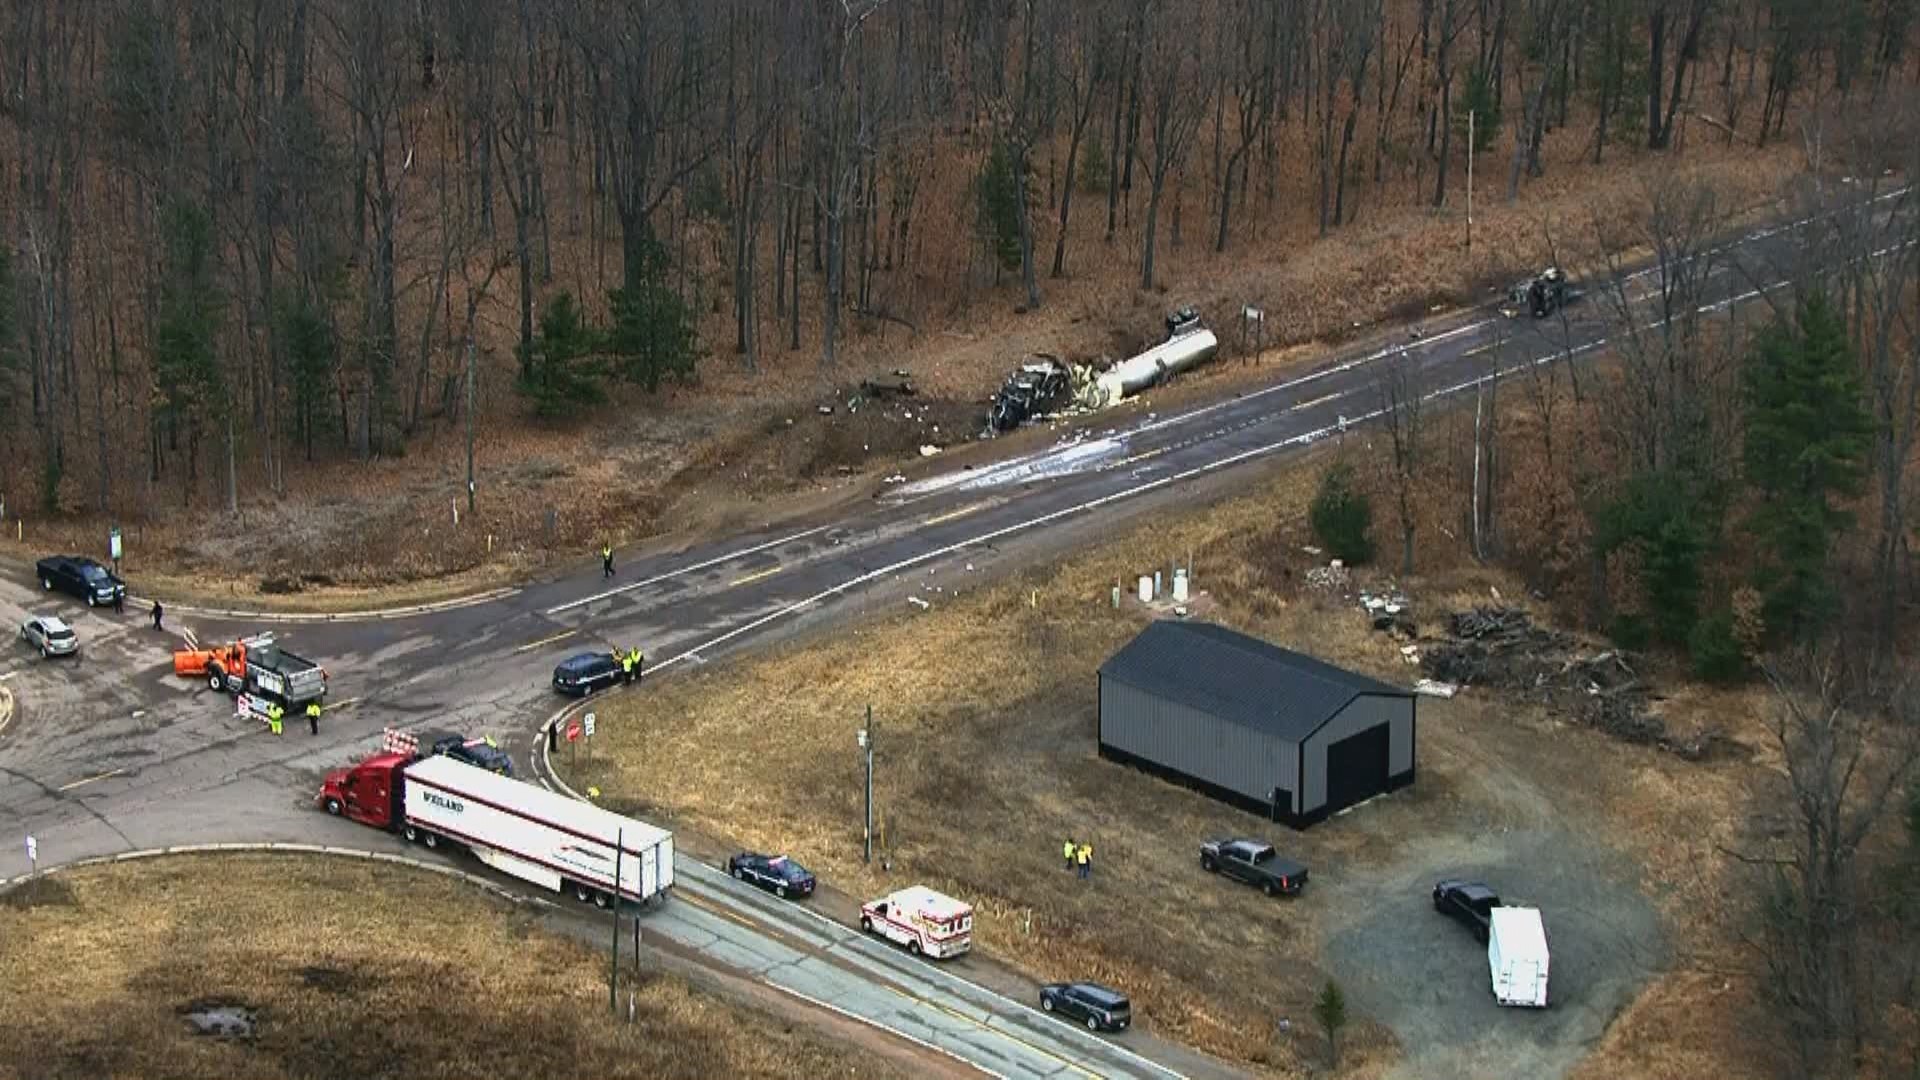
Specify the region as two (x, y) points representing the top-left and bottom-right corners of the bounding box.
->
(1324, 724), (1390, 814)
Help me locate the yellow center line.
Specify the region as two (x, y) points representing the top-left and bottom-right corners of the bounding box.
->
(325, 697), (361, 712)
(678, 890), (768, 931)
(923, 501), (986, 526)
(1289, 391), (1342, 412)
(1119, 447), (1166, 466)
(881, 985), (1101, 1078)
(514, 629), (578, 653)
(729, 565), (783, 588)
(58, 768), (126, 793)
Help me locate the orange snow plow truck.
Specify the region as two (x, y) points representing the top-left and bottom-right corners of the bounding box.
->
(174, 633), (328, 707)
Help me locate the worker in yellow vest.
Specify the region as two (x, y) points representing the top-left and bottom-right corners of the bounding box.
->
(620, 649), (635, 682)
(1076, 843), (1091, 880)
(306, 700), (322, 736)
(1062, 837), (1076, 871)
(266, 702), (284, 737)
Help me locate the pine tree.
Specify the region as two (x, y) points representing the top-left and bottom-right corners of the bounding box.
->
(1310, 461), (1375, 564)
(518, 292), (604, 417)
(605, 228), (701, 393)
(1313, 979), (1348, 1069)
(976, 140), (1026, 273)
(1741, 291), (1872, 640)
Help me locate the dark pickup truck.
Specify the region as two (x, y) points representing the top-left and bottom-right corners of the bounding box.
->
(1200, 838), (1308, 897)
(1432, 879), (1501, 942)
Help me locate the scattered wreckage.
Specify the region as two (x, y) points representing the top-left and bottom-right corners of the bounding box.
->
(1501, 267), (1570, 319)
(986, 307), (1220, 433)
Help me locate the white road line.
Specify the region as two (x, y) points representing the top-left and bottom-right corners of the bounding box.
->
(0, 671), (16, 683)
(544, 525), (833, 615)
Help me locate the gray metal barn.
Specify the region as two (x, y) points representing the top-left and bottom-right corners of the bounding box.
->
(1097, 620), (1415, 827)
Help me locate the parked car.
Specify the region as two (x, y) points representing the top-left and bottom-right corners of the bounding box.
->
(1199, 838), (1308, 896)
(19, 615), (78, 658)
(1039, 981), (1132, 1032)
(551, 652), (623, 696)
(35, 555), (125, 607)
(424, 731), (513, 776)
(1432, 879), (1501, 943)
(727, 852), (816, 899)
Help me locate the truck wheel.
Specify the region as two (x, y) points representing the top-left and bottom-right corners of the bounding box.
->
(731, 865), (744, 880)
(86, 593), (97, 607)
(573, 882), (593, 904)
(403, 825), (420, 843)
(208, 670), (226, 692)
(593, 890), (611, 909)
(1263, 881), (1278, 897)
(1041, 996), (1054, 1012)
(422, 832), (440, 850)
(41, 577), (52, 591)
(908, 939), (922, 956)
(860, 916), (873, 933)
(775, 884), (788, 899)
(1086, 1015), (1100, 1031)
(1200, 856), (1216, 872)
(323, 797), (343, 816)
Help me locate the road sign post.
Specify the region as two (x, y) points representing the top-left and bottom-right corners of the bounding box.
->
(584, 712), (596, 764)
(25, 835), (37, 876)
(109, 527), (123, 574)
(567, 717), (582, 768)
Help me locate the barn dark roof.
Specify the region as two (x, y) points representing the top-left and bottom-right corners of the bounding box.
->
(1099, 620), (1409, 742)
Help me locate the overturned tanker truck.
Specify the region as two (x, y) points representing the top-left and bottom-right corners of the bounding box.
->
(987, 308), (1219, 433)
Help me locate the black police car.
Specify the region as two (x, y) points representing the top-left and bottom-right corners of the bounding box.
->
(551, 651), (624, 696)
(424, 731), (513, 777)
(727, 852), (816, 899)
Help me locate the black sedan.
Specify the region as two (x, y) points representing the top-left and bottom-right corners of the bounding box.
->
(425, 731), (514, 776)
(727, 852), (816, 899)
(36, 555), (125, 607)
(551, 652), (623, 696)
(1040, 982), (1132, 1032)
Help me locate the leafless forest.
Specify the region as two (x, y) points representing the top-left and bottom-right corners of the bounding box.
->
(0, 0), (1893, 520)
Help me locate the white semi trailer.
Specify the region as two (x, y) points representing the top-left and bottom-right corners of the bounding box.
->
(319, 750), (674, 907)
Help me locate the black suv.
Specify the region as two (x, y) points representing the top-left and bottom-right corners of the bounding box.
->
(1199, 838), (1309, 896)
(1432, 879), (1501, 943)
(727, 852), (816, 899)
(551, 652), (623, 696)
(36, 555), (125, 607)
(425, 732), (513, 777)
(1039, 982), (1132, 1032)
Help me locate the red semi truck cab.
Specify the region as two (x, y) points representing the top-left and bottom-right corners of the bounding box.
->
(317, 752), (409, 828)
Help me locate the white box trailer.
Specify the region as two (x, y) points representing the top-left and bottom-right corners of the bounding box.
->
(1488, 906), (1550, 1007)
(400, 754), (674, 905)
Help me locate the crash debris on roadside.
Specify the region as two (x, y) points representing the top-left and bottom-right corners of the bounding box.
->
(986, 307), (1220, 434)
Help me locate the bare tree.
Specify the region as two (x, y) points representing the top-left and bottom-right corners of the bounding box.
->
(1734, 651), (1920, 1077)
(1378, 355), (1425, 575)
(1136, 9), (1212, 291)
(1050, 0), (1110, 276)
(1214, 0), (1280, 251)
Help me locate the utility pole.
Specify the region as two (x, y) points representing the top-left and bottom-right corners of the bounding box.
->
(864, 703), (879, 860)
(1466, 110), (1482, 251)
(610, 828), (623, 1011)
(465, 332), (477, 515)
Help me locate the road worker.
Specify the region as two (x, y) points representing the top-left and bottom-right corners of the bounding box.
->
(151, 599), (164, 631)
(266, 702), (285, 737)
(1076, 843), (1091, 880)
(306, 700), (322, 736)
(633, 647), (645, 684)
(602, 542), (615, 578)
(620, 648), (635, 682)
(1063, 837), (1076, 871)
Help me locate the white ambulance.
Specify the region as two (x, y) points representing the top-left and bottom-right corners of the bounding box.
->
(859, 885), (973, 959)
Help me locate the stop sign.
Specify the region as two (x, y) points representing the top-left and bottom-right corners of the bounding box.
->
(565, 719), (582, 742)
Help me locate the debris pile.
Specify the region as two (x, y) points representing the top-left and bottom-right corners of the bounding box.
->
(1422, 606), (1725, 761)
(1359, 587), (1414, 635)
(1304, 561), (1351, 591)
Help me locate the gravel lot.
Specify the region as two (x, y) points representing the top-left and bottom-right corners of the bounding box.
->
(1319, 741), (1668, 1080)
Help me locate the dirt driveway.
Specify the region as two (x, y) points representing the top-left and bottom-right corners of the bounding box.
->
(1318, 709), (1668, 1080)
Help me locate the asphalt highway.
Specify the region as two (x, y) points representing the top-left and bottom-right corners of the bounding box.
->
(0, 187), (1906, 1079)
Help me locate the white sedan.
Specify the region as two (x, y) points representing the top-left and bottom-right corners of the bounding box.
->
(19, 615), (79, 658)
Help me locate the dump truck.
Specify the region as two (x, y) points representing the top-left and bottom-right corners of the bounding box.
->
(317, 751), (674, 908)
(174, 632), (328, 706)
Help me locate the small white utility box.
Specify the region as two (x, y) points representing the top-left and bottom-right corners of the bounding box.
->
(1488, 906), (1550, 1008)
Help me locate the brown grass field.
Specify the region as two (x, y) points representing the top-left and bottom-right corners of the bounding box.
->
(0, 855), (904, 1080)
(558, 441), (1798, 1078)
